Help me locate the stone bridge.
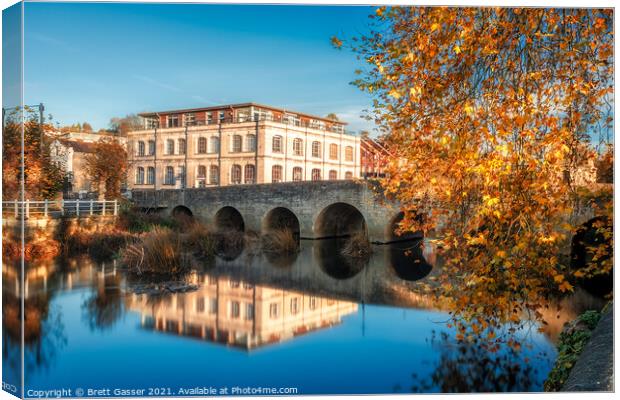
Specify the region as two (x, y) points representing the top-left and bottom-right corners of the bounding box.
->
(131, 180), (413, 244)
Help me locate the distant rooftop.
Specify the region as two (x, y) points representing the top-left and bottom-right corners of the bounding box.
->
(138, 102), (347, 125)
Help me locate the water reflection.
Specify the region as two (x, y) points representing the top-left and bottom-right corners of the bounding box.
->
(314, 238), (367, 279)
(127, 274), (357, 350)
(2, 238), (604, 394)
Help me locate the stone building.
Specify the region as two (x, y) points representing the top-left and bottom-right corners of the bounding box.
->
(127, 103), (361, 189)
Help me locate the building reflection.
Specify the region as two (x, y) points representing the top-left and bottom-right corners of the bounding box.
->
(126, 273), (358, 350)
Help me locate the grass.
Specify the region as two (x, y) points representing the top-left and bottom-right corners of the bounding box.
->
(261, 229), (299, 255)
(183, 223), (216, 261)
(544, 309), (602, 391)
(340, 231), (372, 258)
(116, 208), (179, 233)
(122, 227), (193, 277)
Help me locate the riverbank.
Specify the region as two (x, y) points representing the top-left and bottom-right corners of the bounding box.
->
(562, 302), (614, 392)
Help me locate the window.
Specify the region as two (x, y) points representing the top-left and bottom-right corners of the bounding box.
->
(244, 165), (255, 184)
(198, 137), (207, 154)
(329, 143), (339, 160)
(178, 166), (186, 188)
(269, 303), (280, 319)
(310, 119), (325, 130)
(245, 303), (254, 321)
(290, 297), (300, 314)
(209, 298), (218, 314)
(309, 296), (318, 310)
(178, 138), (186, 155)
(345, 171), (353, 180)
(147, 167), (155, 184)
(197, 165), (207, 187)
(165, 166), (175, 185)
(207, 112), (213, 124)
(292, 138), (303, 156)
(311, 168), (321, 181)
(231, 164), (242, 184)
(184, 113), (196, 126)
(231, 135), (242, 153)
(229, 279), (240, 288)
(196, 298), (205, 313)
(292, 167), (303, 182)
(148, 140), (155, 155)
(272, 165), (283, 183)
(146, 118), (158, 129)
(218, 111), (225, 122)
(136, 167), (145, 184)
(137, 141), (145, 156)
(284, 113), (300, 126)
(246, 134), (256, 152)
(166, 139), (174, 155)
(272, 135), (283, 153)
(345, 146), (354, 162)
(329, 170), (338, 180)
(209, 136), (220, 153)
(167, 115), (179, 128)
(312, 141), (321, 158)
(209, 165), (219, 184)
(230, 301), (240, 318)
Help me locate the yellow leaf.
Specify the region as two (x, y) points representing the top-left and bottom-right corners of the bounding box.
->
(431, 23), (440, 32)
(388, 89), (401, 99)
(454, 45), (461, 54)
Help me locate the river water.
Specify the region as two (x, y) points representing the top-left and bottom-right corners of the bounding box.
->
(2, 239), (604, 396)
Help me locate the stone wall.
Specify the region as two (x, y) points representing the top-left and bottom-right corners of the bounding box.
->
(132, 180), (404, 243)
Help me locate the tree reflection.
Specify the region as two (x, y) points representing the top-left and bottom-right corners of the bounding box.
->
(315, 238), (367, 279)
(81, 271), (124, 331)
(409, 330), (548, 393)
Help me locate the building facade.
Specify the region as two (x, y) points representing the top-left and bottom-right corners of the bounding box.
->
(127, 103), (361, 189)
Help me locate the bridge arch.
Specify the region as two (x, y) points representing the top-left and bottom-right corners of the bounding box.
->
(314, 202), (367, 239)
(262, 207), (300, 236)
(214, 206), (245, 232)
(171, 205), (193, 218)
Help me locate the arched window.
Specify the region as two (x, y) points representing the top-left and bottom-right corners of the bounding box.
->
(272, 135), (283, 153)
(345, 146), (354, 162)
(209, 136), (220, 153)
(178, 138), (186, 155)
(311, 168), (321, 181)
(246, 134), (256, 152)
(166, 139), (175, 155)
(198, 137), (207, 154)
(231, 164), (242, 184)
(292, 167), (303, 182)
(329, 170), (338, 180)
(136, 167), (145, 184)
(165, 166), (175, 185)
(292, 138), (303, 156)
(137, 141), (145, 156)
(312, 141), (321, 158)
(345, 171), (353, 180)
(209, 165), (219, 184)
(148, 140), (155, 155)
(272, 165), (283, 183)
(244, 164), (256, 184)
(232, 135), (242, 153)
(329, 143), (339, 160)
(147, 167), (155, 184)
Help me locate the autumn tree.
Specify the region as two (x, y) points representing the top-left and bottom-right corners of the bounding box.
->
(326, 113), (340, 121)
(338, 7), (613, 334)
(2, 108), (64, 200)
(109, 114), (142, 136)
(84, 138), (128, 199)
(82, 122), (93, 132)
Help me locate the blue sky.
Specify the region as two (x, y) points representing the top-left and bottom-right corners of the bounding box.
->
(22, 2), (376, 132)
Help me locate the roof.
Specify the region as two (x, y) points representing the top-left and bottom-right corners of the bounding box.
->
(137, 102), (347, 125)
(54, 138), (98, 153)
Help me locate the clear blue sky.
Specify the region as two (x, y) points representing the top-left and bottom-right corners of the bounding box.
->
(22, 2), (376, 132)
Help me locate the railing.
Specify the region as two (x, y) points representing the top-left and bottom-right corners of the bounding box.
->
(2, 199), (118, 219)
(144, 115), (354, 135)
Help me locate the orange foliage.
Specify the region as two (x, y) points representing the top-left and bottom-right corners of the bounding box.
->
(342, 7), (614, 331)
